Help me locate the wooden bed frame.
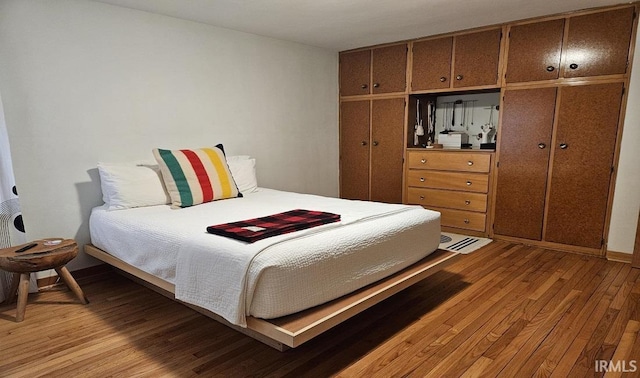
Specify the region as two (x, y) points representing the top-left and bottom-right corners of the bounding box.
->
(85, 244), (460, 351)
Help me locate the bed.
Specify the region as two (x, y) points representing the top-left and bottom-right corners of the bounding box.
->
(86, 152), (460, 350)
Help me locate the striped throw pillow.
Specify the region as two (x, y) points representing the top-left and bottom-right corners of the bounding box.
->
(153, 144), (242, 208)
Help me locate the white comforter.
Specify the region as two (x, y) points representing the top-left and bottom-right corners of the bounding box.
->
(90, 189), (440, 327)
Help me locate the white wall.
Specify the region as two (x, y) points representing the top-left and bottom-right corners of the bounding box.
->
(0, 0), (339, 271)
(608, 32), (640, 254)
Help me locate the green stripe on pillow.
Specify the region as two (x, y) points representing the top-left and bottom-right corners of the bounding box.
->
(153, 144), (241, 208)
(157, 148), (194, 207)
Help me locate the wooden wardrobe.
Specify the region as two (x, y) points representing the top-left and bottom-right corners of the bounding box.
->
(495, 83), (624, 252)
(493, 5), (635, 255)
(339, 3), (638, 255)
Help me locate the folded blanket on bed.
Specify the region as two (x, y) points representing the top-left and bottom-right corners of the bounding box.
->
(206, 209), (341, 243)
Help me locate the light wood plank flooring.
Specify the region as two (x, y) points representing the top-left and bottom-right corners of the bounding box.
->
(2, 241), (640, 377)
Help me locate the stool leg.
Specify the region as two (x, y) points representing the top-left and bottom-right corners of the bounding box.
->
(6, 272), (20, 305)
(15, 273), (30, 322)
(54, 266), (89, 304)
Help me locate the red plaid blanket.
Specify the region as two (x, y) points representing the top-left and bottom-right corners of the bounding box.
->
(206, 209), (341, 243)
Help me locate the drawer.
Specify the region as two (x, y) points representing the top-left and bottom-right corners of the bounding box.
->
(408, 151), (491, 172)
(407, 170), (489, 193)
(433, 207), (487, 232)
(408, 188), (487, 212)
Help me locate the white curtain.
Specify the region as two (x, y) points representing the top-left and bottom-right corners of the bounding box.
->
(0, 91), (29, 303)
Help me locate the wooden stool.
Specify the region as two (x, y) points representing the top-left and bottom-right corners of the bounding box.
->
(0, 239), (89, 322)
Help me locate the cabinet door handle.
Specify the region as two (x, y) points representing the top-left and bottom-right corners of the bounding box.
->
(373, 83), (380, 88)
(372, 141), (379, 146)
(569, 63), (578, 70)
(464, 219), (470, 224)
(420, 177), (425, 182)
(466, 181), (472, 186)
(440, 77), (447, 82)
(456, 75), (463, 81)
(546, 66), (555, 72)
(361, 141), (367, 146)
(421, 158), (426, 164)
(559, 143), (568, 149)
(538, 143), (546, 149)
(467, 161), (473, 166)
(465, 200), (471, 205)
(361, 84), (368, 89)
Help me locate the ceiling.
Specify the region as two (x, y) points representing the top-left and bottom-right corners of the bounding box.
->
(92, 0), (629, 51)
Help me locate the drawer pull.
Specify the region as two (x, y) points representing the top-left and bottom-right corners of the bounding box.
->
(464, 219), (470, 224)
(467, 161), (473, 166)
(420, 177), (425, 182)
(421, 158), (426, 164)
(419, 195), (425, 200)
(361, 84), (368, 89)
(465, 200), (471, 205)
(466, 181), (472, 186)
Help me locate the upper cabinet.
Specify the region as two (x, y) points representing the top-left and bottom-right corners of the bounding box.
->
(412, 28), (503, 92)
(342, 5), (636, 93)
(411, 37), (453, 91)
(340, 44), (407, 97)
(371, 44), (408, 94)
(505, 6), (635, 84)
(562, 7), (634, 78)
(505, 19), (565, 83)
(339, 50), (370, 96)
(453, 29), (503, 88)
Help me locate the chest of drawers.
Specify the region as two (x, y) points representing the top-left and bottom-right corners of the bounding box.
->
(406, 150), (493, 235)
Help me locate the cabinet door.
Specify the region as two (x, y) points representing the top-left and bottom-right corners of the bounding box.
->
(370, 98), (405, 203)
(494, 88), (557, 240)
(340, 100), (370, 200)
(505, 19), (564, 83)
(411, 37), (453, 91)
(544, 83), (623, 249)
(453, 29), (502, 88)
(563, 7), (634, 78)
(372, 44), (407, 94)
(339, 50), (371, 96)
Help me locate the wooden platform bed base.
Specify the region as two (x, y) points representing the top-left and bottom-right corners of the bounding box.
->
(84, 244), (460, 351)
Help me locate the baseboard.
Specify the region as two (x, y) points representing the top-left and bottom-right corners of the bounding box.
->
(37, 263), (113, 288)
(606, 250), (633, 264)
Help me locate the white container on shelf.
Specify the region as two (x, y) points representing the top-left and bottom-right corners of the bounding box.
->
(438, 132), (469, 148)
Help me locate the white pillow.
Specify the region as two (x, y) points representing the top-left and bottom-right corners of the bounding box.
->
(97, 162), (170, 210)
(226, 156), (258, 194)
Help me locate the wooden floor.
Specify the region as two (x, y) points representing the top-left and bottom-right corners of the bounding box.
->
(2, 241), (640, 377)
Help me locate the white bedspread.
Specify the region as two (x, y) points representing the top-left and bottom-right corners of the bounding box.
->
(90, 189), (440, 327)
